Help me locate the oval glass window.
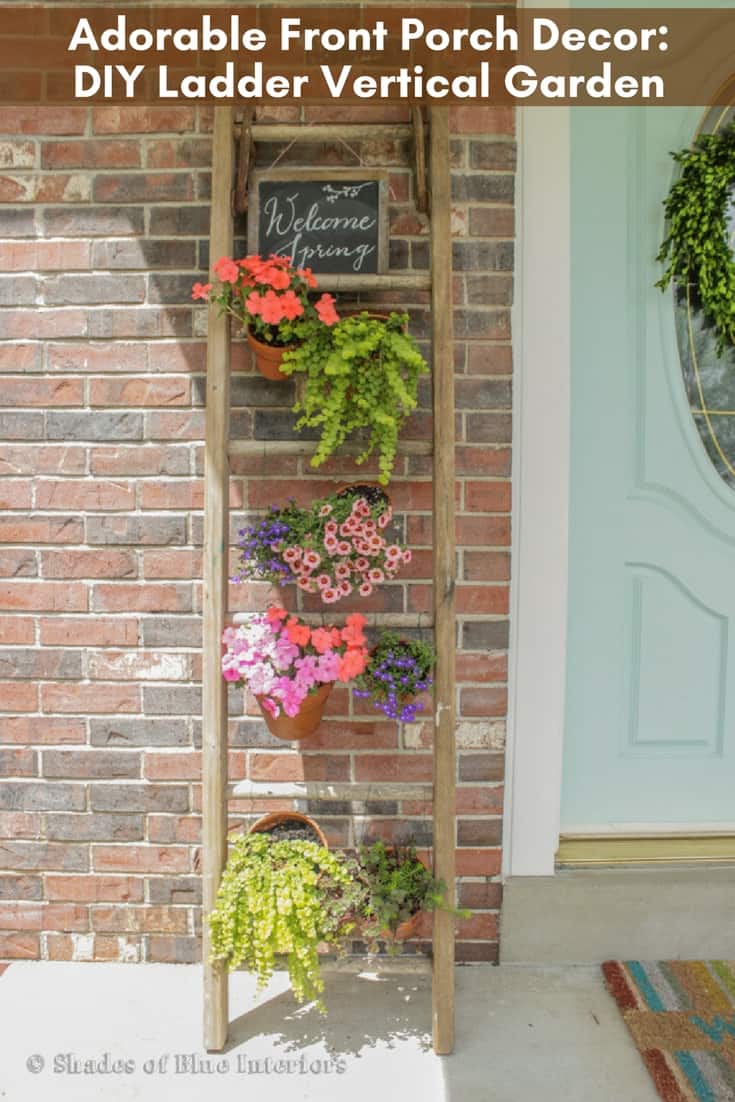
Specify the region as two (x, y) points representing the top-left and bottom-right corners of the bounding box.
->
(674, 104), (735, 489)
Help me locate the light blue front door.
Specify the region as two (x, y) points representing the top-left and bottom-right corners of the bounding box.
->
(562, 105), (735, 829)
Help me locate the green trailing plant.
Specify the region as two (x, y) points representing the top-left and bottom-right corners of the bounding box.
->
(280, 311), (429, 485)
(657, 121), (735, 354)
(208, 832), (362, 1012)
(345, 841), (469, 951)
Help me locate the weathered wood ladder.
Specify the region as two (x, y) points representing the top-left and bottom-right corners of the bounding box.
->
(202, 105), (456, 1054)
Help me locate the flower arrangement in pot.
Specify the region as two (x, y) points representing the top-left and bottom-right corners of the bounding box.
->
(344, 841), (469, 952)
(191, 253), (339, 380)
(208, 830), (362, 1013)
(353, 631), (435, 723)
(279, 310), (429, 485)
(233, 485), (412, 604)
(221, 606), (368, 740)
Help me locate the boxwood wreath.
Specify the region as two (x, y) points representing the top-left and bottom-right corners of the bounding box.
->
(657, 120), (735, 355)
(280, 311), (429, 485)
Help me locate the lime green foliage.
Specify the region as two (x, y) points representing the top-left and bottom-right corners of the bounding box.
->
(657, 122), (735, 354)
(208, 832), (360, 1012)
(280, 311), (429, 485)
(346, 841), (469, 951)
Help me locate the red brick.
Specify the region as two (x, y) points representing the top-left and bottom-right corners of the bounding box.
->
(456, 913), (499, 940)
(0, 174), (90, 204)
(0, 517), (83, 545)
(0, 617), (34, 645)
(90, 905), (188, 934)
(45, 875), (144, 904)
(0, 445), (85, 476)
(457, 585), (509, 614)
(0, 344), (42, 374)
(141, 480), (242, 510)
(147, 343), (206, 374)
(464, 481), (512, 513)
(0, 903), (88, 932)
(92, 584), (191, 614)
(147, 815), (202, 844)
(450, 106), (514, 134)
(35, 481), (134, 512)
(0, 482), (32, 509)
(459, 687), (507, 717)
(0, 582), (87, 612)
(0, 108), (87, 134)
(90, 446), (188, 477)
(456, 786), (504, 815)
(46, 934), (74, 960)
(40, 617), (139, 647)
(0, 717), (85, 745)
(92, 846), (190, 874)
(42, 550), (136, 580)
(463, 551), (510, 582)
(89, 377), (191, 408)
(456, 654), (508, 683)
(41, 683), (140, 715)
(0, 812), (41, 837)
(142, 550), (202, 579)
(2, 378), (83, 408)
(0, 932), (39, 958)
(456, 446), (511, 477)
(353, 754), (433, 783)
(147, 411), (205, 441)
(47, 343), (147, 374)
(41, 140), (141, 169)
(455, 849), (502, 877)
(248, 754), (351, 783)
(4, 310), (87, 340)
(457, 516), (511, 547)
(0, 683), (37, 713)
(0, 242), (91, 272)
(92, 107), (196, 134)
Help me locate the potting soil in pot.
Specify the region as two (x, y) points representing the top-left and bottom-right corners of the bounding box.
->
(258, 819), (322, 844)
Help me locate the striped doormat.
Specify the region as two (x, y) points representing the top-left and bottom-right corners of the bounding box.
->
(603, 961), (735, 1101)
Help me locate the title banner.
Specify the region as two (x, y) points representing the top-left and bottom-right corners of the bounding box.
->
(2, 6), (735, 106)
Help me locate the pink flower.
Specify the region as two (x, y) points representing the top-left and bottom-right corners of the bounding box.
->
(246, 290), (262, 316)
(386, 545), (402, 560)
(402, 549), (413, 564)
(319, 504), (332, 517)
(303, 550), (321, 569)
(322, 588), (339, 603)
(359, 581), (373, 596)
(311, 628), (335, 655)
(338, 580), (352, 596)
(260, 696), (279, 718)
(315, 293), (339, 326)
(223, 666), (241, 682)
(368, 568), (384, 583)
(213, 256), (240, 283)
(316, 573), (332, 590)
(279, 289), (305, 321)
(324, 537), (339, 553)
(325, 522), (338, 536)
(297, 577), (313, 591)
(265, 606), (288, 624)
(192, 282), (212, 301)
(355, 557), (370, 572)
(336, 541), (350, 555)
(334, 562), (351, 580)
(378, 514), (390, 529)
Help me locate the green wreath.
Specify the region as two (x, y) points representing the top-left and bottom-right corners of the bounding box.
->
(657, 119), (735, 355)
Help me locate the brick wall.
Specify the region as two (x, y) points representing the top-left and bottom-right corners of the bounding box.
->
(0, 103), (514, 964)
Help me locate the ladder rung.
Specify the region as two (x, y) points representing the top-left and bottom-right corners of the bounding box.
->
(237, 124), (416, 143)
(311, 273), (432, 292)
(228, 439), (433, 458)
(228, 781), (433, 802)
(232, 613), (434, 630)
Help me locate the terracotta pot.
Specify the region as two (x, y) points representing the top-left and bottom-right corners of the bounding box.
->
(248, 811), (328, 849)
(246, 328), (290, 381)
(256, 681), (332, 741)
(352, 910), (422, 943)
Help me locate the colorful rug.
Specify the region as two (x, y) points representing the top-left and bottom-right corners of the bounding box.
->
(603, 961), (735, 1101)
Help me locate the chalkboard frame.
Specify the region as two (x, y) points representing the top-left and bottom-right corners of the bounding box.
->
(247, 168), (389, 275)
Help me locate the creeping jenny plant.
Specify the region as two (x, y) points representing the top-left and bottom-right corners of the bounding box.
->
(208, 832), (359, 1012)
(280, 311), (429, 485)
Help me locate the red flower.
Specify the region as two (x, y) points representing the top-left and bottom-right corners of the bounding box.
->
(265, 606), (288, 624)
(315, 293), (339, 326)
(213, 256), (240, 284)
(259, 290), (286, 325)
(297, 267), (318, 289)
(285, 617), (311, 647)
(246, 290), (262, 316)
(341, 613), (367, 647)
(339, 647), (367, 680)
(279, 289), (305, 321)
(191, 282), (212, 301)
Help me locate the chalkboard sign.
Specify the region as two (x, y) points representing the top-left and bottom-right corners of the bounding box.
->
(248, 170), (388, 276)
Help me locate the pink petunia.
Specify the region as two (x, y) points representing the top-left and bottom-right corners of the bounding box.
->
(191, 282), (212, 301)
(315, 293), (339, 326)
(213, 256), (240, 283)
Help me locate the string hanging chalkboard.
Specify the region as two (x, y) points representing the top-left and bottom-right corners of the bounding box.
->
(248, 169), (388, 275)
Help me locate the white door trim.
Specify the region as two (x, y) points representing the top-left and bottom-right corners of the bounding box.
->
(504, 103), (571, 876)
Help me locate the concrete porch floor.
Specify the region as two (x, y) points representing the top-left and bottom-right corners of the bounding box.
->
(0, 962), (658, 1102)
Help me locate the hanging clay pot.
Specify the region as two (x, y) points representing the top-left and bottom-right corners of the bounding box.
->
(246, 328), (290, 381)
(248, 811), (328, 848)
(256, 681), (332, 741)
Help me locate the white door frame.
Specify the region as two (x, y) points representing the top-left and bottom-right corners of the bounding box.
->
(504, 104), (571, 877)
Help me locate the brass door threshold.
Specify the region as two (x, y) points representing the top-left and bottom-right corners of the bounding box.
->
(557, 833), (735, 866)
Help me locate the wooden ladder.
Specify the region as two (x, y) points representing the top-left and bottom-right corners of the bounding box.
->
(201, 106), (456, 1055)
